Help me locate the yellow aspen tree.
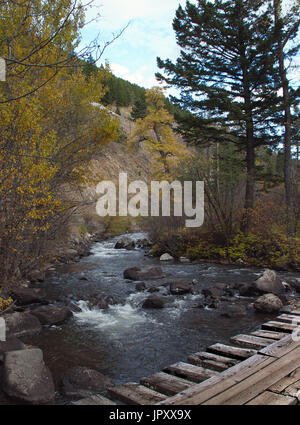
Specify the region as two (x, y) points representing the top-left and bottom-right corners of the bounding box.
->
(128, 87), (188, 180)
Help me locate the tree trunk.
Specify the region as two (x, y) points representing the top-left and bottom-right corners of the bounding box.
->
(274, 0), (295, 258)
(241, 71), (256, 234)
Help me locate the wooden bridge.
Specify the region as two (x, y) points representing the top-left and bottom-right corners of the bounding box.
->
(73, 306), (300, 406)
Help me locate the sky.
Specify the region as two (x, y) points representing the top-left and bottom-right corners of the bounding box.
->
(80, 0), (184, 89)
(80, 0), (299, 92)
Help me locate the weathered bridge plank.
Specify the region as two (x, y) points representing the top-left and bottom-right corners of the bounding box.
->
(163, 362), (217, 383)
(246, 391), (297, 405)
(262, 321), (298, 333)
(202, 347), (300, 405)
(230, 334), (276, 349)
(140, 372), (194, 396)
(108, 382), (166, 405)
(187, 351), (239, 372)
(251, 330), (288, 340)
(207, 343), (257, 360)
(157, 354), (275, 405)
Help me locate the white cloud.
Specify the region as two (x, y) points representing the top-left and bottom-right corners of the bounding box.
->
(110, 63), (130, 77)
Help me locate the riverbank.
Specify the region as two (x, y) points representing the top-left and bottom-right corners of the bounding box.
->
(1, 233), (300, 404)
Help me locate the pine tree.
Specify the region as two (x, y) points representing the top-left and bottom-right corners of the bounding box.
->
(156, 0), (281, 233)
(131, 92), (147, 120)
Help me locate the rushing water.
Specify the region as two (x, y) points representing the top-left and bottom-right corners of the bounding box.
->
(16, 233), (300, 393)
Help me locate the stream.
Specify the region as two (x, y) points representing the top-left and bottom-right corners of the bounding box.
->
(20, 233), (300, 393)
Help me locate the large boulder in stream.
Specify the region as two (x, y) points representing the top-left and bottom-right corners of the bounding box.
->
(61, 366), (113, 399)
(142, 295), (167, 309)
(240, 269), (285, 297)
(4, 312), (42, 338)
(114, 237), (135, 250)
(124, 266), (164, 281)
(0, 337), (26, 362)
(170, 281), (191, 295)
(2, 348), (55, 404)
(253, 293), (283, 314)
(9, 286), (47, 306)
(160, 253), (174, 262)
(30, 304), (73, 325)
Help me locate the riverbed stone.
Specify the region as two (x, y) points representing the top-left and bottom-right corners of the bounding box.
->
(254, 269), (285, 295)
(123, 266), (164, 281)
(30, 304), (72, 325)
(160, 253), (174, 261)
(96, 295), (118, 310)
(115, 237), (135, 250)
(170, 281), (191, 295)
(142, 295), (167, 309)
(27, 269), (46, 283)
(0, 337), (26, 362)
(135, 282), (146, 292)
(4, 312), (42, 338)
(202, 286), (224, 299)
(9, 286), (47, 306)
(2, 348), (55, 403)
(253, 293), (283, 314)
(61, 366), (113, 399)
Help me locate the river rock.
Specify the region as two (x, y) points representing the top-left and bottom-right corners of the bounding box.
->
(0, 337), (26, 362)
(9, 286), (47, 306)
(239, 270), (285, 297)
(30, 305), (72, 325)
(179, 257), (190, 263)
(160, 253), (174, 261)
(170, 281), (191, 295)
(97, 295), (118, 310)
(4, 312), (42, 338)
(253, 293), (283, 314)
(202, 286), (224, 299)
(61, 366), (113, 399)
(290, 279), (300, 294)
(219, 303), (248, 318)
(254, 269), (285, 295)
(27, 269), (46, 283)
(135, 282), (146, 292)
(123, 266), (164, 281)
(2, 348), (55, 403)
(136, 238), (152, 248)
(115, 237), (135, 250)
(142, 295), (167, 309)
(147, 286), (160, 293)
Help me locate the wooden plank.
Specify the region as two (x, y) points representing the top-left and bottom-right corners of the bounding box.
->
(163, 362), (218, 383)
(203, 346), (300, 405)
(262, 321), (298, 333)
(71, 395), (116, 405)
(246, 391), (297, 405)
(140, 372), (194, 396)
(259, 334), (300, 358)
(280, 307), (300, 316)
(187, 351), (239, 372)
(268, 367), (300, 393)
(230, 334), (275, 350)
(157, 354), (275, 405)
(251, 330), (288, 340)
(283, 379), (300, 399)
(207, 343), (256, 360)
(276, 314), (300, 324)
(108, 382), (166, 405)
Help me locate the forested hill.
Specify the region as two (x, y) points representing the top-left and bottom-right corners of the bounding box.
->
(83, 58), (184, 119)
